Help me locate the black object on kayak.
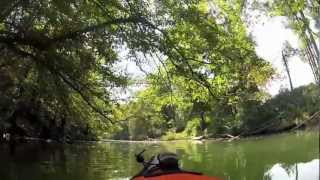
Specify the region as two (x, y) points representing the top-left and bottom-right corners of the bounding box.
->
(131, 150), (222, 180)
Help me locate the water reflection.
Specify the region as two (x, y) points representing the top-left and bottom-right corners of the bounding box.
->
(0, 132), (318, 180)
(265, 159), (319, 180)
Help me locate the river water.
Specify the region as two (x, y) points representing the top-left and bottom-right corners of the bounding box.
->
(0, 131), (319, 180)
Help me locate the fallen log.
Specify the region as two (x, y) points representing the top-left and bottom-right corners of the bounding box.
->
(292, 111), (320, 130)
(192, 136), (205, 140)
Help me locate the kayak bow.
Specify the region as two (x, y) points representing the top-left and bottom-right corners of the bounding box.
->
(131, 150), (222, 180)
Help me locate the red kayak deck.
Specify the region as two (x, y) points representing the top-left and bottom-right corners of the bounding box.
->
(134, 173), (222, 180)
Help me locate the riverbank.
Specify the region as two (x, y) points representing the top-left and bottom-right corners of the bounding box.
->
(1, 113), (319, 144)
(103, 129), (319, 143)
(3, 128), (316, 145)
(1, 84), (319, 144)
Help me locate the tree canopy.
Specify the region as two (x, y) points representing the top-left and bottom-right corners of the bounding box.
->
(266, 0), (320, 85)
(0, 0), (317, 141)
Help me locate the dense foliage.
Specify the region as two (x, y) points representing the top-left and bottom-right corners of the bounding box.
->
(241, 83), (320, 136)
(107, 0), (276, 140)
(0, 0), (318, 141)
(113, 81), (319, 140)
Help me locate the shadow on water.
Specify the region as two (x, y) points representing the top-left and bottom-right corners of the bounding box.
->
(0, 131), (318, 180)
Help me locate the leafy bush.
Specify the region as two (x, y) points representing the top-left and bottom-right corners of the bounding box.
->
(241, 83), (320, 132)
(161, 130), (188, 140)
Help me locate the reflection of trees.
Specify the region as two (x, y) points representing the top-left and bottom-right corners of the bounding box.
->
(265, 162), (303, 180)
(0, 132), (318, 180)
(285, 163), (299, 180)
(0, 142), (147, 179)
(264, 174), (272, 180)
(281, 163), (297, 177)
(159, 132), (318, 180)
(295, 163), (298, 180)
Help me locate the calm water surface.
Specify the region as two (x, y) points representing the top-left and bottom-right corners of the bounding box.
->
(0, 131), (319, 180)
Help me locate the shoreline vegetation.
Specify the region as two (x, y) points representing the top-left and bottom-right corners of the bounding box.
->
(1, 84), (320, 143)
(1, 130), (319, 145)
(1, 125), (319, 144)
(109, 84), (320, 141)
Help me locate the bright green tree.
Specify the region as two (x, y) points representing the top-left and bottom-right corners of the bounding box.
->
(0, 0), (274, 139)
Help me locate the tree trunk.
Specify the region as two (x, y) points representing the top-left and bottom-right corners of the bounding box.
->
(306, 43), (320, 85)
(200, 111), (206, 135)
(305, 41), (320, 84)
(296, 11), (320, 85)
(282, 51), (294, 91)
(299, 11), (320, 59)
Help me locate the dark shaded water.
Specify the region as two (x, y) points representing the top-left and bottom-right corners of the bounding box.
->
(0, 131), (319, 180)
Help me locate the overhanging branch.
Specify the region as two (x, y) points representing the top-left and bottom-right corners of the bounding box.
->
(3, 43), (115, 123)
(50, 16), (140, 43)
(0, 16), (141, 50)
